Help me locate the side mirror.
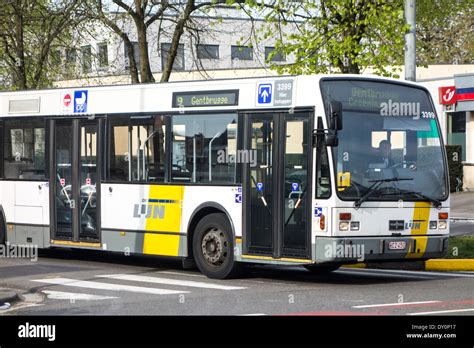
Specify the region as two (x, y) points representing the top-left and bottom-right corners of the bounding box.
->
(325, 130), (338, 147)
(329, 101), (343, 131)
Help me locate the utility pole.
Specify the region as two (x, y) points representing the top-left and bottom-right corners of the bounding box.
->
(405, 0), (416, 81)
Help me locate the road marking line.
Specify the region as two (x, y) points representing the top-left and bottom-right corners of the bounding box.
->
(353, 301), (440, 308)
(408, 308), (474, 315)
(241, 313), (266, 316)
(96, 274), (247, 290)
(42, 290), (118, 301)
(32, 278), (189, 295)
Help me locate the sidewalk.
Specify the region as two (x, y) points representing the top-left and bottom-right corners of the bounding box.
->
(0, 288), (19, 305)
(450, 191), (474, 221)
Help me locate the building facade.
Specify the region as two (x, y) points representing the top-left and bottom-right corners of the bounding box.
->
(421, 73), (474, 191)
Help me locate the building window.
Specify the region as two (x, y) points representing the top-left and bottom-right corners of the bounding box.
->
(98, 43), (108, 68)
(66, 48), (77, 64)
(4, 119), (46, 180)
(231, 45), (253, 60)
(161, 43), (185, 71)
(265, 46), (286, 62)
(196, 44), (219, 59)
(81, 45), (92, 73)
(108, 116), (166, 182)
(171, 114), (238, 183)
(448, 111), (466, 161)
(124, 41), (140, 69)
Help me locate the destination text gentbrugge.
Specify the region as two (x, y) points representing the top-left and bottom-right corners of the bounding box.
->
(191, 95), (229, 106)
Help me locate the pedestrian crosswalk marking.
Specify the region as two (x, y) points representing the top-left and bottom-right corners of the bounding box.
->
(42, 290), (118, 301)
(32, 278), (189, 295)
(95, 274), (247, 290)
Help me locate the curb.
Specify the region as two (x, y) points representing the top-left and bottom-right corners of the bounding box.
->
(343, 259), (474, 271)
(425, 259), (474, 271)
(0, 289), (19, 305)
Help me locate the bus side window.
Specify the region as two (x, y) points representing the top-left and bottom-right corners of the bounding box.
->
(108, 115), (166, 183)
(3, 118), (46, 180)
(171, 113), (238, 184)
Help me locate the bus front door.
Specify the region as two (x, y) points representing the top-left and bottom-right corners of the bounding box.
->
(50, 118), (102, 243)
(243, 112), (311, 259)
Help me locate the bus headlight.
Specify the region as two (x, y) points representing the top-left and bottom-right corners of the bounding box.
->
(339, 221), (350, 231)
(438, 221), (447, 229)
(429, 221), (438, 229)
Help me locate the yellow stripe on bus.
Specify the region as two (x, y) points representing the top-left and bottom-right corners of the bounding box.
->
(143, 185), (184, 256)
(51, 240), (101, 248)
(143, 233), (180, 256)
(406, 201), (431, 259)
(241, 254), (312, 263)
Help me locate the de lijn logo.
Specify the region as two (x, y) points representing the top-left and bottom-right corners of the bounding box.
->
(74, 90), (88, 113)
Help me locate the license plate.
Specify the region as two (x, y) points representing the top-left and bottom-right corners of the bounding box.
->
(388, 241), (406, 250)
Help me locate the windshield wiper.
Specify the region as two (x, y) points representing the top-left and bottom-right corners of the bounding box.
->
(354, 177), (413, 209)
(382, 190), (442, 208)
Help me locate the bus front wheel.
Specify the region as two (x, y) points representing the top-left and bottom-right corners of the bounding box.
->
(193, 213), (240, 279)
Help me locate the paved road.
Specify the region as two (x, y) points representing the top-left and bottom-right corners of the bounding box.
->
(450, 219), (474, 236)
(0, 249), (473, 316)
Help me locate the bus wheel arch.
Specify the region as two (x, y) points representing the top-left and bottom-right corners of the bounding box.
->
(187, 204), (240, 279)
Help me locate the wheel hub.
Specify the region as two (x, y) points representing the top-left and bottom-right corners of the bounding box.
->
(201, 228), (227, 265)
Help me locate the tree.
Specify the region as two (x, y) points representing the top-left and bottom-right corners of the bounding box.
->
(417, 0), (473, 65)
(240, 0), (409, 77)
(91, 0), (239, 84)
(0, 0), (87, 90)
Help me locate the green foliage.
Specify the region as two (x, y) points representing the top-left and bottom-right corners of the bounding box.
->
(242, 0), (409, 76)
(0, 0), (85, 90)
(417, 0), (474, 64)
(446, 145), (463, 192)
(447, 236), (474, 259)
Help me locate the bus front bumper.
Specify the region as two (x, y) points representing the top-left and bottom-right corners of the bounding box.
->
(313, 235), (449, 264)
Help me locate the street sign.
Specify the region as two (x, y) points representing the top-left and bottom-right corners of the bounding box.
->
(257, 84), (272, 104)
(63, 93), (72, 107)
(74, 90), (88, 113)
(256, 79), (294, 106)
(256, 182), (263, 191)
(86, 178), (91, 185)
(60, 178), (65, 186)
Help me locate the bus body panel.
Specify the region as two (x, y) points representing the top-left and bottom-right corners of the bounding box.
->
(100, 184), (242, 257)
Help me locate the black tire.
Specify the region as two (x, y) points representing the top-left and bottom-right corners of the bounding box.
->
(193, 213), (240, 279)
(304, 263), (341, 274)
(0, 207), (6, 245)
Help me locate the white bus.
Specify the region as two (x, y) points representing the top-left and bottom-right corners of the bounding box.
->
(0, 75), (450, 278)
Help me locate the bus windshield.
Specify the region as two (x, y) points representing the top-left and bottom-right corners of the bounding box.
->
(320, 79), (448, 202)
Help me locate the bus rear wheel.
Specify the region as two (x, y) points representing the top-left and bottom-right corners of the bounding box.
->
(304, 263), (341, 274)
(193, 213), (240, 279)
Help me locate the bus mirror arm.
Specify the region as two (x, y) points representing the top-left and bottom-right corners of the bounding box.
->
(328, 101), (343, 131)
(312, 126), (338, 148)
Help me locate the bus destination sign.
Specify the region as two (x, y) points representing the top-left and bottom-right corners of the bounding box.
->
(172, 90), (239, 108)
